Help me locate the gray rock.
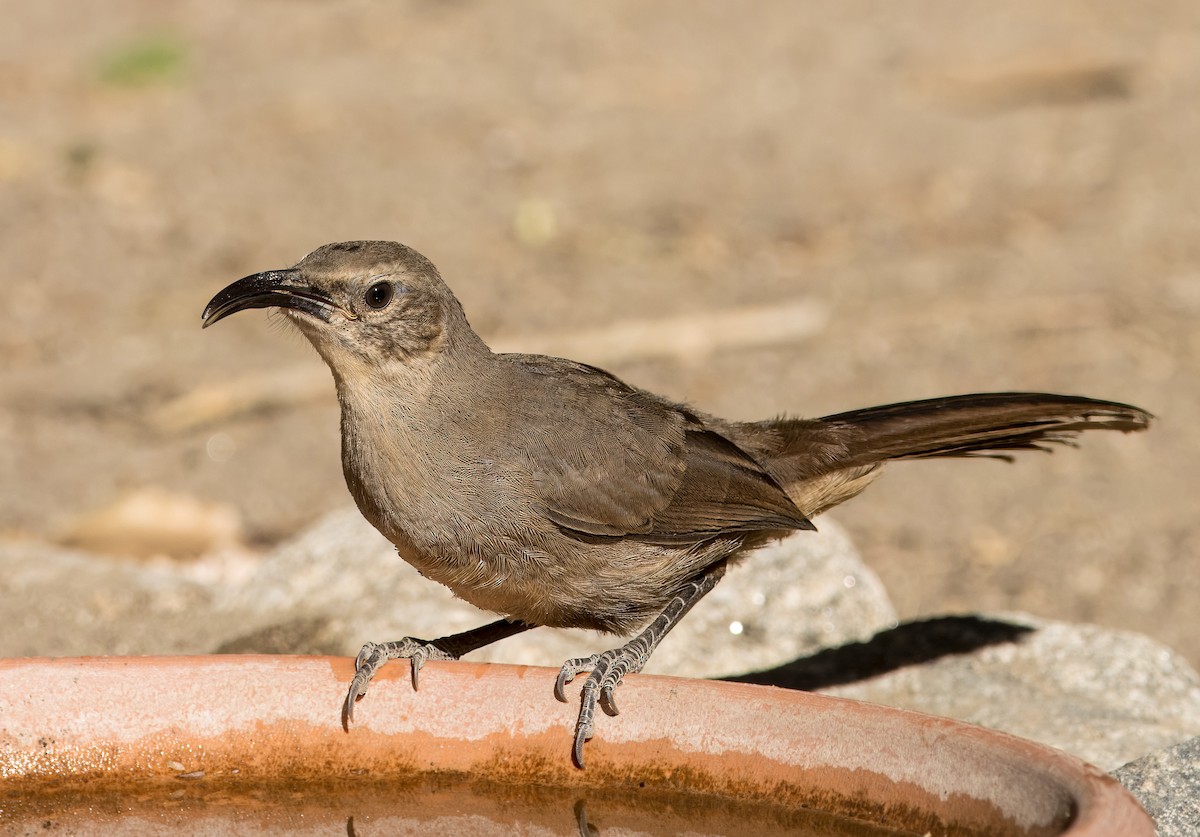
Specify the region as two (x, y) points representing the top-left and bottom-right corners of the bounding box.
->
(215, 507), (498, 652)
(216, 507), (898, 678)
(646, 517), (897, 677)
(815, 615), (1200, 772)
(0, 540), (223, 657)
(1115, 736), (1200, 837)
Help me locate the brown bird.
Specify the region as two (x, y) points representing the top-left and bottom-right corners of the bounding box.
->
(202, 240), (1151, 766)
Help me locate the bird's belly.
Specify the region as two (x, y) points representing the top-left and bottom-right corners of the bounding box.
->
(404, 542), (558, 617)
(387, 530), (659, 633)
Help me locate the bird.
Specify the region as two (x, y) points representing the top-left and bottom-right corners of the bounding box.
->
(202, 240), (1152, 767)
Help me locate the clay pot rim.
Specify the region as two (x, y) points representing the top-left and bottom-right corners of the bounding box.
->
(0, 655), (1153, 836)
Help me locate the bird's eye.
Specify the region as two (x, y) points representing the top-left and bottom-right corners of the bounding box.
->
(364, 281), (394, 309)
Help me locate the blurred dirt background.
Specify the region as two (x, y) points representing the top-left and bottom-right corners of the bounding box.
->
(1, 2), (1196, 665)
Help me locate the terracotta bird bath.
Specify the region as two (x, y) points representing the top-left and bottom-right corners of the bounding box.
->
(0, 656), (1152, 835)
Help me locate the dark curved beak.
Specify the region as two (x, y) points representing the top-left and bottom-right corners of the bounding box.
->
(202, 269), (342, 328)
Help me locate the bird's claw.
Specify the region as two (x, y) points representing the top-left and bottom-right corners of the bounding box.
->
(558, 648), (641, 768)
(409, 646), (436, 689)
(572, 711), (593, 769)
(554, 653), (599, 702)
(342, 638), (452, 728)
(343, 674), (365, 721)
(343, 642), (387, 727)
(599, 685), (619, 717)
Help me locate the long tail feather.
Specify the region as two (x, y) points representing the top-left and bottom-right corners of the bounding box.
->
(820, 392), (1151, 464)
(744, 392), (1151, 518)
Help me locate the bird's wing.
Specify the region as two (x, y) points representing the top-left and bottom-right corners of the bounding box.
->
(504, 355), (812, 541)
(638, 427), (816, 544)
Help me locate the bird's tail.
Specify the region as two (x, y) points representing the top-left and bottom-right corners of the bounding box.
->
(741, 393), (1151, 518)
(819, 392), (1151, 464)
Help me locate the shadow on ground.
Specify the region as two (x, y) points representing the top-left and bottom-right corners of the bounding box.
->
(727, 615), (1035, 691)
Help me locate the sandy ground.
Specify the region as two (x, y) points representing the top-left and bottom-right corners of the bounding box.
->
(1, 2), (1196, 665)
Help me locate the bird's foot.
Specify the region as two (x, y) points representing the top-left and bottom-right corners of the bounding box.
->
(343, 638), (455, 726)
(341, 620), (534, 730)
(554, 642), (648, 768)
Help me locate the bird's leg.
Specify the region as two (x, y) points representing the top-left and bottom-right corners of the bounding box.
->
(343, 618), (534, 725)
(555, 563), (727, 768)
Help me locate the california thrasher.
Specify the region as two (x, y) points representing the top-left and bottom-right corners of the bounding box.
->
(202, 240), (1151, 766)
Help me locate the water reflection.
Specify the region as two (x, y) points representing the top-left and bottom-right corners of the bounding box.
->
(10, 774), (927, 836)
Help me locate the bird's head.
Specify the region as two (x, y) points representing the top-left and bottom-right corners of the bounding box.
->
(202, 241), (486, 374)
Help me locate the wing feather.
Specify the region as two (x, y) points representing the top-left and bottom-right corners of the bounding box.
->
(506, 354), (813, 542)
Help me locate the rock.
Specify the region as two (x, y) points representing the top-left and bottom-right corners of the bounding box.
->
(58, 487), (245, 560)
(0, 539), (226, 657)
(646, 517), (896, 677)
(799, 615), (1200, 772)
(215, 507), (484, 648)
(215, 507), (897, 677)
(1115, 736), (1200, 837)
